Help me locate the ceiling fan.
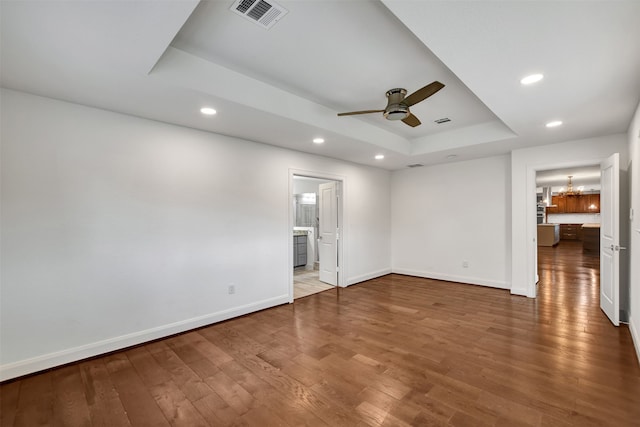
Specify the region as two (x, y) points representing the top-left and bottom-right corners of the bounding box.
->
(337, 81), (445, 127)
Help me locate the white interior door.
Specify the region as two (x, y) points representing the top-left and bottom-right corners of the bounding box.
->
(318, 182), (338, 286)
(600, 153), (620, 326)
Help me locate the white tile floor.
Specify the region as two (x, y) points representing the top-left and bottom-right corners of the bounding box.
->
(293, 267), (334, 299)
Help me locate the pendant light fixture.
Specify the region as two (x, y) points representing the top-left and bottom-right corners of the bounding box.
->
(558, 175), (582, 197)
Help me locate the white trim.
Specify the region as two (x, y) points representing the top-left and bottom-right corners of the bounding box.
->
(0, 295), (289, 382)
(346, 268), (392, 287)
(510, 286), (529, 296)
(630, 315), (640, 364)
(392, 268), (510, 290)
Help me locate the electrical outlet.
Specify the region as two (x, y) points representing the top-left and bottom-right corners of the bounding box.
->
(462, 261), (469, 268)
(228, 284), (235, 295)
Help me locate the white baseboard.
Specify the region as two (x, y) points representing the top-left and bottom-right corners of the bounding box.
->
(392, 268), (510, 290)
(345, 268), (391, 287)
(510, 286), (530, 297)
(0, 294), (290, 382)
(630, 315), (640, 365)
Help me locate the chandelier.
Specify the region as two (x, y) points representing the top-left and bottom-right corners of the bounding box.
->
(558, 175), (582, 197)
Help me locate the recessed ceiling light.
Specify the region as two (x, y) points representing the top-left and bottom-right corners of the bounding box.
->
(545, 120), (563, 128)
(200, 107), (217, 115)
(313, 138), (325, 144)
(375, 154), (385, 160)
(520, 74), (544, 85)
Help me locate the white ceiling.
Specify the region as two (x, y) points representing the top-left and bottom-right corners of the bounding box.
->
(536, 165), (601, 189)
(2, 1), (639, 171)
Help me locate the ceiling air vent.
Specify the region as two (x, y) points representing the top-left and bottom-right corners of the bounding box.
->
(407, 164), (424, 168)
(434, 118), (451, 124)
(230, 0), (289, 30)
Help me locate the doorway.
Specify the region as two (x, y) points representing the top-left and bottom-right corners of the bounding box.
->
(290, 173), (344, 300)
(535, 165), (602, 310)
(518, 152), (625, 328)
(536, 164), (601, 307)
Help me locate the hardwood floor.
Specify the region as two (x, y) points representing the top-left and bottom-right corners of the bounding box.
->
(2, 244), (639, 426)
(294, 268), (334, 299)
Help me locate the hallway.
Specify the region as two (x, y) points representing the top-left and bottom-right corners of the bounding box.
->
(537, 240), (602, 321)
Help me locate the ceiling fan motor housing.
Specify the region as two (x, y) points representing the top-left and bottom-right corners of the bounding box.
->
(384, 88), (410, 120)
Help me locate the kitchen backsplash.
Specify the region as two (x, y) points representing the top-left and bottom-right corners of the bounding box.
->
(547, 213), (601, 224)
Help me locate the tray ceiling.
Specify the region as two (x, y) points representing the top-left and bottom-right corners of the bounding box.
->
(2, 1), (639, 170)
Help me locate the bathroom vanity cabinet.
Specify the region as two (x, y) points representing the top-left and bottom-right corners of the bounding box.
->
(294, 234), (307, 267)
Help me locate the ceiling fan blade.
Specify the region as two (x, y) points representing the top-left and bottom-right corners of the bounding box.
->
(403, 81), (445, 107)
(402, 113), (421, 127)
(337, 109), (384, 116)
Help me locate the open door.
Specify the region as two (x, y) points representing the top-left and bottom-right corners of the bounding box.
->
(318, 182), (338, 285)
(600, 153), (620, 326)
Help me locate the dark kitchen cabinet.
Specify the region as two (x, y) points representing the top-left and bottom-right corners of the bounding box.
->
(547, 194), (600, 214)
(565, 195), (579, 213)
(586, 194), (600, 212)
(560, 224), (582, 241)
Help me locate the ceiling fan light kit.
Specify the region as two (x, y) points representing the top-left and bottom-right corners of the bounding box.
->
(337, 81), (445, 127)
(384, 109), (409, 120)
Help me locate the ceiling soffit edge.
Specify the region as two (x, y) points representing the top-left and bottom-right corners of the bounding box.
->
(150, 47), (413, 155)
(410, 120), (517, 155)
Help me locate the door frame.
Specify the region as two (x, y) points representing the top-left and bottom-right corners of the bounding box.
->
(289, 169), (346, 302)
(524, 158), (605, 298)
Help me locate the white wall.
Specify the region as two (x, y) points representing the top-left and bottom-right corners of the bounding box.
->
(628, 100), (640, 361)
(0, 89), (392, 380)
(511, 134), (629, 297)
(391, 155), (511, 289)
(293, 177), (331, 195)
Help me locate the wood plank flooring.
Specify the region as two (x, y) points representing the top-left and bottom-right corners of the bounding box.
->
(2, 242), (639, 426)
